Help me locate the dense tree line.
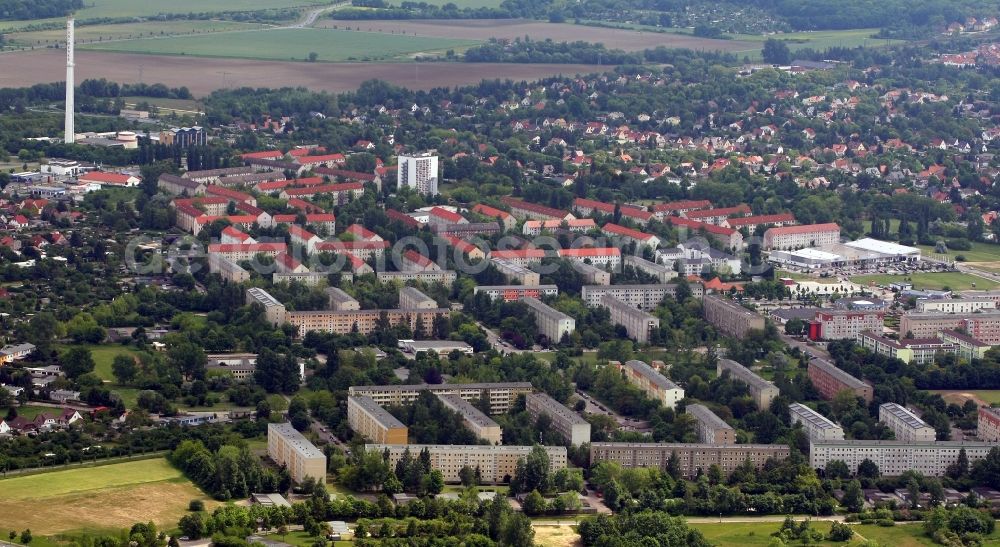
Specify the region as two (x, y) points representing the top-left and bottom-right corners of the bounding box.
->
(464, 38), (644, 65)
(0, 0), (81, 20)
(170, 439), (286, 500)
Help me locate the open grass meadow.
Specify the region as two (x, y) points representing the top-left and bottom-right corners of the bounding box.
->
(918, 241), (1000, 263)
(689, 520), (947, 546)
(729, 28), (906, 54)
(850, 271), (998, 291)
(0, 458), (217, 535)
(81, 27), (480, 62)
(6, 20), (268, 47)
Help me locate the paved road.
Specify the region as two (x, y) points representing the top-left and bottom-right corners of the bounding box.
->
(288, 3), (348, 29)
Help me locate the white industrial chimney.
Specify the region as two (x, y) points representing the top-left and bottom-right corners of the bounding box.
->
(64, 18), (75, 144)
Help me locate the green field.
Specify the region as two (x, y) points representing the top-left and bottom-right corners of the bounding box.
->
(918, 241), (1000, 263)
(729, 28), (907, 53)
(10, 405), (67, 420)
(689, 520), (952, 547)
(850, 272), (998, 291)
(414, 0), (503, 6)
(81, 27), (480, 62)
(0, 458), (217, 535)
(7, 20), (267, 46)
(933, 389), (1000, 405)
(57, 344), (141, 382)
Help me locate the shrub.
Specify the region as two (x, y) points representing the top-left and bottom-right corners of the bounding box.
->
(876, 519), (895, 527)
(189, 499), (205, 512)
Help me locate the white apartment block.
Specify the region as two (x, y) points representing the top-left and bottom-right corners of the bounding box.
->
(978, 407), (1000, 442)
(812, 310), (885, 340)
(436, 393), (502, 445)
(349, 383), (533, 415)
(762, 223), (841, 250)
(600, 294), (660, 344)
(525, 392), (591, 446)
(716, 359), (779, 410)
(809, 440), (995, 477)
(397, 153), (439, 196)
(915, 298), (996, 314)
(347, 395), (408, 444)
(879, 402), (937, 442)
(789, 403), (844, 441)
(474, 285), (558, 302)
(621, 360), (684, 409)
(267, 422), (327, 483)
(623, 255), (678, 283)
(209, 254), (250, 284)
(521, 297), (575, 343)
(246, 287), (287, 326)
(581, 284), (703, 309)
(399, 286), (438, 309)
(367, 444), (567, 484)
(325, 287), (360, 311)
(376, 270), (458, 286)
(574, 261), (611, 286)
(491, 259), (541, 286)
(686, 404), (735, 444)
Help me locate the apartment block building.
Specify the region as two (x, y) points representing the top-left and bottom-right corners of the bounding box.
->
(879, 402), (937, 442)
(600, 295), (661, 344)
(716, 358), (779, 410)
(367, 444), (567, 484)
(900, 311), (1000, 345)
(436, 393), (502, 445)
(349, 383), (533, 414)
(622, 255), (678, 283)
(246, 287), (286, 326)
(500, 197), (575, 221)
(762, 223), (841, 250)
(686, 404), (735, 445)
(491, 259), (541, 286)
(590, 442), (790, 480)
(856, 331), (954, 364)
(581, 283), (703, 309)
(809, 440), (995, 477)
(397, 153), (439, 196)
(703, 295), (766, 339)
(208, 254), (250, 284)
(807, 358), (873, 403)
(284, 308), (448, 337)
(347, 395), (408, 444)
(808, 310), (884, 341)
(620, 360), (685, 409)
(916, 298), (996, 314)
(939, 330), (993, 361)
(521, 297), (575, 342)
(376, 270), (458, 286)
(399, 286), (438, 309)
(977, 406), (1000, 442)
(267, 422), (327, 483)
(789, 403), (844, 441)
(474, 285), (558, 302)
(525, 392), (591, 446)
(325, 287), (360, 311)
(574, 261), (611, 286)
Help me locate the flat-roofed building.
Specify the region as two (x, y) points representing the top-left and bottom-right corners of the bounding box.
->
(399, 286), (437, 309)
(879, 402), (936, 442)
(367, 444), (567, 484)
(916, 298), (996, 314)
(348, 395), (408, 444)
(573, 261), (611, 285)
(491, 259), (541, 286)
(600, 295), (660, 344)
(376, 270), (458, 286)
(856, 331), (954, 365)
(763, 223), (840, 250)
(899, 310), (1000, 345)
(807, 357), (872, 403)
(977, 406), (1000, 442)
(267, 422), (327, 483)
(939, 330), (993, 361)
(246, 287), (286, 326)
(437, 393), (502, 445)
(808, 310), (884, 341)
(809, 440), (995, 477)
(209, 254), (250, 284)
(622, 255), (678, 283)
(581, 284), (703, 309)
(703, 295), (766, 339)
(398, 339), (474, 356)
(206, 353), (258, 381)
(285, 308), (448, 338)
(521, 297), (575, 343)
(621, 360), (684, 409)
(686, 404), (734, 444)
(590, 442), (790, 480)
(274, 272), (350, 287)
(474, 285), (558, 302)
(716, 358), (779, 410)
(525, 392), (591, 446)
(325, 287), (360, 311)
(349, 383), (533, 414)
(789, 403), (844, 441)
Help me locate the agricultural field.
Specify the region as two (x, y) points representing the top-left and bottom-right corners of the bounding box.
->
(316, 18), (756, 53)
(81, 27), (480, 62)
(850, 272), (998, 291)
(0, 458), (216, 535)
(729, 28), (907, 54)
(6, 20), (268, 47)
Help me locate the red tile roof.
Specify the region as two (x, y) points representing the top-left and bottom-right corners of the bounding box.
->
(558, 247), (621, 258)
(765, 223), (840, 236)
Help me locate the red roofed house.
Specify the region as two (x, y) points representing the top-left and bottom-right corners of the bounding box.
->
(221, 226), (256, 245)
(279, 183), (363, 204)
(9, 215), (28, 230)
(500, 197), (575, 221)
(442, 235), (485, 260)
(668, 217), (744, 250)
(275, 252), (309, 274)
(295, 153), (346, 168)
(286, 198), (324, 214)
(314, 240), (388, 261)
(387, 209), (421, 229)
(428, 207), (467, 225)
(343, 224), (382, 242)
(241, 150), (284, 161)
(522, 218), (596, 235)
(288, 225), (322, 252)
(558, 247), (622, 268)
(682, 205), (752, 225)
(206, 185), (256, 206)
(573, 198), (653, 225)
(489, 248), (547, 267)
(305, 213), (336, 234)
(79, 171), (140, 187)
(601, 223), (661, 248)
(401, 249), (440, 272)
(724, 213), (797, 234)
(472, 203), (516, 232)
(762, 223), (841, 250)
(207, 243), (287, 261)
(651, 200), (712, 219)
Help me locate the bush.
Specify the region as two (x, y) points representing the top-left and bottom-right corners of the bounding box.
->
(189, 499), (205, 511)
(955, 255), (966, 262)
(827, 521), (853, 542)
(946, 239), (972, 251)
(876, 519), (895, 527)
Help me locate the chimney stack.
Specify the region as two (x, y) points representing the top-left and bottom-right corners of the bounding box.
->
(64, 18), (75, 144)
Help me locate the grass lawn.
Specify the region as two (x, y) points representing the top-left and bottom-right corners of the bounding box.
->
(729, 28), (907, 55)
(81, 27), (480, 62)
(691, 521), (841, 545)
(10, 405), (65, 420)
(7, 20), (267, 47)
(932, 389), (1000, 406)
(110, 386), (140, 409)
(0, 458), (218, 534)
(917, 241), (1000, 263)
(121, 96), (203, 115)
(852, 523), (939, 547)
(410, 0), (502, 6)
(263, 530), (350, 547)
(55, 344), (141, 382)
(850, 272), (998, 291)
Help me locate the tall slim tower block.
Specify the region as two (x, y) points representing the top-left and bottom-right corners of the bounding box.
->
(64, 18), (75, 144)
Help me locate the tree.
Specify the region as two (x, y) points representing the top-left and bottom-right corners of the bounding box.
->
(522, 489), (547, 516)
(906, 476), (920, 509)
(857, 459), (880, 479)
(253, 348), (301, 394)
(61, 347), (96, 379)
(784, 318), (805, 336)
(827, 521), (853, 542)
(167, 342), (207, 381)
(842, 480), (864, 513)
(825, 460), (851, 480)
(178, 513), (206, 539)
(762, 39), (791, 64)
(112, 354), (139, 384)
(308, 52), (318, 62)
(947, 447), (970, 480)
(188, 499), (204, 512)
(512, 445), (551, 495)
(459, 465), (477, 487)
(19, 530), (31, 545)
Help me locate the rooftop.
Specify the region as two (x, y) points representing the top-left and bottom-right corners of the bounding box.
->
(526, 392), (589, 425)
(268, 422), (324, 458)
(686, 404), (733, 431)
(879, 402), (932, 430)
(436, 393), (501, 429)
(789, 403), (842, 431)
(718, 358), (776, 391)
(350, 395), (406, 429)
(808, 358), (868, 389)
(624, 360), (680, 391)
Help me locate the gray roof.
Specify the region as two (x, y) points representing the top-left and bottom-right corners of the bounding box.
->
(789, 403), (841, 430)
(717, 359), (776, 392)
(686, 404), (733, 431)
(436, 393), (500, 428)
(625, 360), (680, 390)
(526, 392), (589, 425)
(808, 358), (867, 390)
(349, 395), (406, 429)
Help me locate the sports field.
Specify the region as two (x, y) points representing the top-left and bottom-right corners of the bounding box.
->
(932, 390), (1000, 407)
(0, 458), (216, 535)
(81, 27), (479, 62)
(850, 272), (998, 291)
